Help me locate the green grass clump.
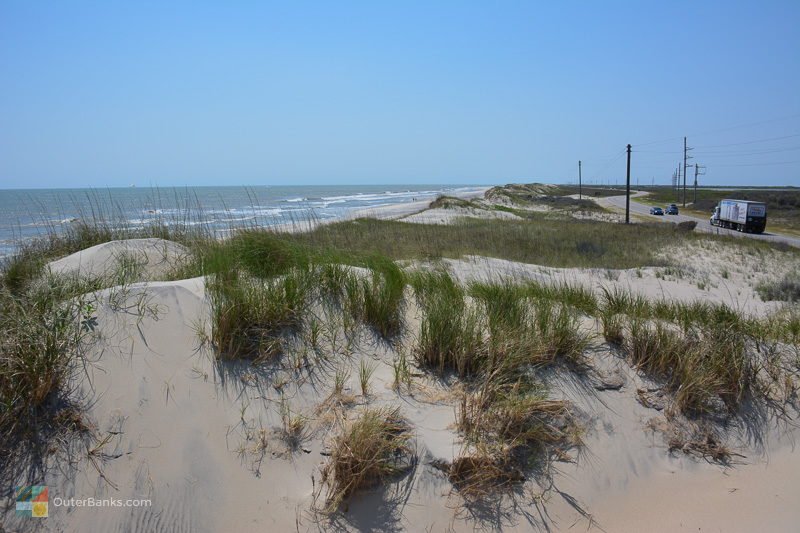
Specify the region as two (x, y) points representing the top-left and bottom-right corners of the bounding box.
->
(207, 267), (313, 361)
(623, 318), (753, 413)
(534, 299), (591, 365)
(412, 271), (487, 376)
(470, 281), (591, 369)
(412, 275), (592, 376)
(525, 280), (598, 316)
(0, 276), (96, 452)
(321, 407), (413, 510)
(347, 256), (406, 339)
(217, 230), (310, 278)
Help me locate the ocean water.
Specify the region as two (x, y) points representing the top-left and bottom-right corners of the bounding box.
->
(0, 184), (484, 257)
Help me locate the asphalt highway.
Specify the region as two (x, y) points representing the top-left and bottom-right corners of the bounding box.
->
(600, 192), (800, 248)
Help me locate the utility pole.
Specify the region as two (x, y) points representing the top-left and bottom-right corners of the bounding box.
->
(676, 165), (681, 202)
(578, 160), (582, 199)
(682, 137), (693, 207)
(625, 144), (631, 224)
(693, 164), (706, 204)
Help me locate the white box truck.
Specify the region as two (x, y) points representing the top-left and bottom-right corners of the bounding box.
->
(710, 199), (767, 233)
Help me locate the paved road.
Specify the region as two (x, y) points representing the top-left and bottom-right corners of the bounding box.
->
(601, 192), (800, 248)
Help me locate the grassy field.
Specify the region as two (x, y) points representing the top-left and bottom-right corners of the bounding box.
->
(283, 216), (790, 270)
(638, 187), (800, 234)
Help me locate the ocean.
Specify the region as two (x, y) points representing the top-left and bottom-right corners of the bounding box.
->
(0, 184), (484, 257)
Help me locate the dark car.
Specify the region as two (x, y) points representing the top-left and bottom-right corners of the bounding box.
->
(649, 206), (664, 215)
(665, 204), (679, 215)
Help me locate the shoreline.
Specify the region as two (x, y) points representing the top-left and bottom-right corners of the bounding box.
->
(269, 186), (491, 233)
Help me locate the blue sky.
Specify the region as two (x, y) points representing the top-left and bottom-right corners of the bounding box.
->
(1, 1), (799, 188)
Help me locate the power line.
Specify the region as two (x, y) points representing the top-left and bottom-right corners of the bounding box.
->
(633, 112), (800, 147)
(713, 159), (800, 167)
(693, 133), (800, 148)
(695, 145), (800, 156)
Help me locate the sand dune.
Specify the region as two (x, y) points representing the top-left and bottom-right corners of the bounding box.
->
(47, 238), (191, 280)
(4, 242), (797, 532)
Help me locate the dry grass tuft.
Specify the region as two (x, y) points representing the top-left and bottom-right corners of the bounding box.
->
(449, 376), (581, 496)
(447, 446), (523, 497)
(321, 407), (413, 510)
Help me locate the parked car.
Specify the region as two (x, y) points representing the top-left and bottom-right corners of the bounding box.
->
(665, 204), (679, 215)
(649, 206), (664, 215)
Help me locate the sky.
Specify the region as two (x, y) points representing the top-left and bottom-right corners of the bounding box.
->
(1, 1), (799, 189)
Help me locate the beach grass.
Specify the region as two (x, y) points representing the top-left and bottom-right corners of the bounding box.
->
(411, 270), (487, 376)
(207, 266), (313, 361)
(623, 317), (753, 413)
(0, 272), (97, 454)
(321, 406), (413, 510)
(450, 374), (580, 496)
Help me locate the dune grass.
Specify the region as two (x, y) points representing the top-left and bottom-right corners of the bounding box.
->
(0, 273), (97, 454)
(458, 377), (578, 450)
(449, 372), (581, 496)
(411, 270), (488, 376)
(285, 217), (688, 270)
(344, 256), (406, 339)
(207, 266), (314, 361)
(757, 272), (800, 302)
(321, 407), (413, 510)
(470, 281), (591, 369)
(623, 317), (753, 413)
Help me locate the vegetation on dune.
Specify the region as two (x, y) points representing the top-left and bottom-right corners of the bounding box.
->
(451, 376), (580, 496)
(321, 407), (413, 510)
(207, 266), (314, 361)
(0, 273), (97, 458)
(428, 195), (481, 210)
(757, 271), (800, 302)
(409, 272), (589, 495)
(469, 280), (590, 369)
(2, 186), (799, 507)
(623, 318), (753, 414)
(284, 216), (777, 270)
(411, 270), (487, 376)
(485, 183), (609, 212)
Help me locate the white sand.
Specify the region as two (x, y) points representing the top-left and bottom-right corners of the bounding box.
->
(47, 238), (191, 280)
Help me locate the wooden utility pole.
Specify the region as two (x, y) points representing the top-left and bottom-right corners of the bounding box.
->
(625, 144), (631, 224)
(693, 164), (705, 203)
(578, 160), (582, 199)
(682, 137), (693, 207)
